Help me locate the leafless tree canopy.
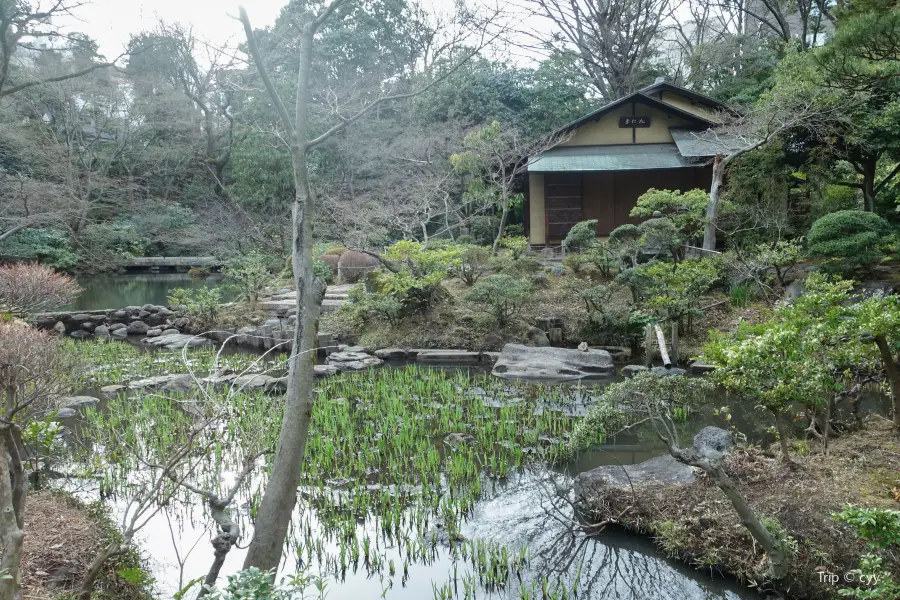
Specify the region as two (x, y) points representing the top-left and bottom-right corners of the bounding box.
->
(527, 0), (670, 100)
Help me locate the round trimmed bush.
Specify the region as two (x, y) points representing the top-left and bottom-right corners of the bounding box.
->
(807, 210), (892, 274)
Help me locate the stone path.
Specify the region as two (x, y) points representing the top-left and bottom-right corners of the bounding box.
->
(259, 284), (352, 314)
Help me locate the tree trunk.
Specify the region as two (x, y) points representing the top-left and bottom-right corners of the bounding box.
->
(873, 335), (900, 429)
(862, 160), (876, 213)
(773, 410), (792, 461)
(241, 22), (326, 573)
(492, 191), (510, 255)
(197, 500), (239, 597)
(0, 446), (24, 600)
(77, 542), (121, 600)
(702, 154), (726, 252)
(707, 464), (788, 579)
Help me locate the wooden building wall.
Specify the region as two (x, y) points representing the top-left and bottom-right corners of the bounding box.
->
(535, 166), (712, 245)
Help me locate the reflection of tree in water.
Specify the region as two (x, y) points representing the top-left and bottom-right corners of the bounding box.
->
(465, 469), (758, 600)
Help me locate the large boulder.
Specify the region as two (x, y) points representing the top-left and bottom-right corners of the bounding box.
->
(492, 344), (615, 381)
(525, 326), (551, 347)
(326, 350), (384, 372)
(574, 454), (695, 506)
(126, 320), (149, 335)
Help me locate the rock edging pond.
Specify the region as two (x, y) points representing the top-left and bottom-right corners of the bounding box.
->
(572, 415), (900, 600)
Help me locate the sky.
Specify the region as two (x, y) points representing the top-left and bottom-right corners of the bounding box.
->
(57, 0), (287, 59)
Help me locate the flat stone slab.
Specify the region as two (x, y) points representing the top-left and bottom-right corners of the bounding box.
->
(58, 396), (99, 410)
(141, 333), (213, 349)
(689, 360), (717, 374)
(620, 364), (649, 377)
(315, 364), (339, 378)
(326, 351), (384, 372)
(129, 374), (189, 390)
(492, 344), (615, 381)
(375, 348), (408, 360)
(574, 454), (695, 505)
(415, 350), (482, 364)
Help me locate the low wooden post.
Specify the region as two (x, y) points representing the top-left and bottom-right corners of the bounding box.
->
(654, 323), (671, 368)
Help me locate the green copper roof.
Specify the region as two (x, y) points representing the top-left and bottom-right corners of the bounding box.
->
(528, 144), (700, 172)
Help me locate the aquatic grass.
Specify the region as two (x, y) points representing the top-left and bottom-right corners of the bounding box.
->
(76, 364), (592, 598)
(64, 339), (288, 388)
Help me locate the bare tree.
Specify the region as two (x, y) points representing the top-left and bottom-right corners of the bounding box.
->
(0, 321), (74, 600)
(697, 94), (844, 251)
(452, 121), (570, 253)
(238, 0), (500, 572)
(127, 22), (237, 196)
(527, 0), (670, 100)
(0, 0), (122, 99)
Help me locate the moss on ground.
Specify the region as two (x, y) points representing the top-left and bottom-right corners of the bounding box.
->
(579, 415), (900, 599)
(22, 490), (153, 600)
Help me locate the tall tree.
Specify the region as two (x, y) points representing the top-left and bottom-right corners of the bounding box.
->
(127, 22), (237, 196)
(527, 0), (669, 100)
(808, 10), (900, 212)
(237, 0), (496, 571)
(0, 0), (120, 99)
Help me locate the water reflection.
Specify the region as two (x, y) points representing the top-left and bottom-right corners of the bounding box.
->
(66, 467), (763, 600)
(63, 274), (237, 311)
(466, 472), (759, 600)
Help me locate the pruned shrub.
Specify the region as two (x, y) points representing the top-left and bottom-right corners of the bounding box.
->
(563, 220), (598, 252)
(320, 253), (340, 273)
(337, 250), (380, 284)
(608, 224), (642, 268)
(585, 242), (616, 278)
(223, 251), (276, 308)
(457, 245), (491, 286)
(617, 258), (721, 329)
(377, 240), (462, 313)
(466, 274), (533, 327)
(563, 252), (594, 277)
(313, 258), (333, 283)
(499, 235), (528, 259)
(639, 216), (684, 261)
(630, 188), (708, 241)
(167, 286), (222, 328)
(322, 246), (347, 256)
(0, 262), (80, 314)
(566, 278), (647, 347)
(808, 210), (892, 275)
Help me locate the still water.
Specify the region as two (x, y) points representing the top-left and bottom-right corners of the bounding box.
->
(62, 274), (238, 311)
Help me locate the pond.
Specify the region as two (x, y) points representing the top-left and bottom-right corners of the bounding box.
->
(62, 273), (238, 311)
(59, 348), (785, 600)
(57, 340), (894, 600)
